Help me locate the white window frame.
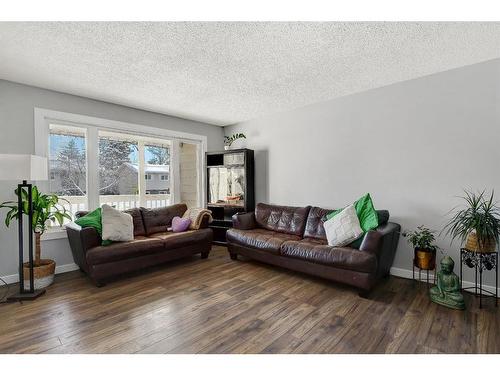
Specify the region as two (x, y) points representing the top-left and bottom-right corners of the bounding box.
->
(35, 108), (207, 240)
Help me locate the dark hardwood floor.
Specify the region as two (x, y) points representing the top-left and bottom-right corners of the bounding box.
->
(0, 246), (498, 354)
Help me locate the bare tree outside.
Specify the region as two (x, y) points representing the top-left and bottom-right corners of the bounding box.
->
(99, 138), (138, 195)
(50, 133), (87, 196)
(146, 144), (170, 165)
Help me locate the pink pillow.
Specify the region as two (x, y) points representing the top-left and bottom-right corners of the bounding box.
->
(172, 216), (191, 232)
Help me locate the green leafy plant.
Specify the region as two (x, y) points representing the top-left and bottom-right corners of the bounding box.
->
(404, 226), (439, 252)
(224, 133), (246, 147)
(0, 186), (72, 264)
(443, 190), (500, 250)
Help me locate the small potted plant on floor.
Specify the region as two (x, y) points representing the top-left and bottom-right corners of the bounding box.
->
(224, 133), (246, 150)
(404, 226), (439, 270)
(444, 190), (500, 253)
(0, 186), (71, 290)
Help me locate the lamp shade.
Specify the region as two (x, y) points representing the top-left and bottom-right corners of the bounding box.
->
(0, 154), (48, 181)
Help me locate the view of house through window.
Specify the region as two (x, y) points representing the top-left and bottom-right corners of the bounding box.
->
(98, 132), (139, 209)
(97, 131), (172, 210)
(144, 143), (170, 194)
(46, 120), (196, 223)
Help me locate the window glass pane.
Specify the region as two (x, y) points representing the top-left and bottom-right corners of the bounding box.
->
(208, 166), (244, 207)
(98, 132), (139, 210)
(49, 124), (88, 219)
(144, 142), (171, 208)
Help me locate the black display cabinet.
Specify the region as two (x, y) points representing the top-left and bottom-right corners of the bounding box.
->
(206, 148), (254, 245)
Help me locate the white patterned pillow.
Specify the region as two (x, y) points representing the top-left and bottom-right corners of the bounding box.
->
(323, 204), (363, 247)
(101, 204), (134, 242)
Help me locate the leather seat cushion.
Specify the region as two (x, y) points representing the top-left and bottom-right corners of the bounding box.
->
(86, 236), (164, 265)
(123, 208), (147, 237)
(303, 206), (335, 240)
(280, 238), (377, 273)
(149, 228), (212, 249)
(254, 203), (311, 236)
(226, 228), (301, 254)
(141, 204), (188, 235)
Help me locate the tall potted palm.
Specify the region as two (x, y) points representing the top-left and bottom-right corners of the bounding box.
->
(444, 190), (500, 253)
(0, 186), (71, 289)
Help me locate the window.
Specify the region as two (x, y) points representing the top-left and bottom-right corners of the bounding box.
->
(143, 142), (171, 206)
(36, 108), (206, 228)
(98, 131), (139, 210)
(48, 124), (88, 219)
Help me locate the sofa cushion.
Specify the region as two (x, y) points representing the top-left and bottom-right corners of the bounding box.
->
(86, 236), (164, 265)
(141, 204), (188, 235)
(323, 204), (364, 247)
(149, 228), (213, 249)
(226, 228), (301, 254)
(254, 203), (311, 236)
(102, 204), (134, 242)
(304, 206), (335, 240)
(280, 238), (377, 273)
(124, 208), (147, 237)
(325, 193), (379, 232)
(306, 207), (390, 241)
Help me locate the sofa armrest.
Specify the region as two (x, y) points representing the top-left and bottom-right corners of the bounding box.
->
(199, 214), (210, 229)
(359, 222), (401, 278)
(65, 222), (101, 273)
(232, 212), (256, 230)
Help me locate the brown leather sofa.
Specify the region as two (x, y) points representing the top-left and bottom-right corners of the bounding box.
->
(226, 203), (400, 293)
(66, 203), (212, 286)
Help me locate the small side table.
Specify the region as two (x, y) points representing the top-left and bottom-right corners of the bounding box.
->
(460, 248), (498, 308)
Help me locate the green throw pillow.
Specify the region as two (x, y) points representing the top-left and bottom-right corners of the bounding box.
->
(74, 207), (113, 246)
(326, 193), (379, 233)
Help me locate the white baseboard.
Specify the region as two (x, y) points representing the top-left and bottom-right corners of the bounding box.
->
(0, 263), (80, 286)
(390, 266), (499, 296)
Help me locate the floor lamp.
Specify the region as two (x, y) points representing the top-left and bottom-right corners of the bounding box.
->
(0, 154), (48, 301)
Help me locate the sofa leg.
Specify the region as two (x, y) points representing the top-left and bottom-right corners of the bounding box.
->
(230, 252), (238, 260)
(358, 290), (371, 299)
(201, 251), (209, 259)
(94, 280), (106, 288)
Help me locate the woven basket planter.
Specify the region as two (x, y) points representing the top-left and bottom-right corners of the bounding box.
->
(23, 259), (56, 291)
(465, 232), (496, 253)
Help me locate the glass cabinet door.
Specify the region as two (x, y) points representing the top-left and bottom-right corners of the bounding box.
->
(208, 167), (245, 207)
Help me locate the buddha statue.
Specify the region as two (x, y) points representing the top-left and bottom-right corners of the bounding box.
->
(429, 256), (465, 310)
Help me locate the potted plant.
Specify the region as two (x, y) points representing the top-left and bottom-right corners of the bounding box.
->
(444, 190), (500, 253)
(404, 226), (439, 270)
(224, 133), (246, 150)
(0, 186), (71, 290)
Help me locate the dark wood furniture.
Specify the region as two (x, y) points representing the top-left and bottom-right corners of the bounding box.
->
(460, 248), (498, 308)
(206, 148), (254, 245)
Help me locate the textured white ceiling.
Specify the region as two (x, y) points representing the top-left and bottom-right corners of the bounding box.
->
(1, 22), (500, 126)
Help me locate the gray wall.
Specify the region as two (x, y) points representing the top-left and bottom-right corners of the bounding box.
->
(225, 58), (500, 289)
(0, 79), (224, 280)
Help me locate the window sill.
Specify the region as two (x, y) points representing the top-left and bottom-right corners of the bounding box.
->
(41, 227), (68, 241)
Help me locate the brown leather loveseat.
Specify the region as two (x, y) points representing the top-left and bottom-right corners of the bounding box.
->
(66, 203), (212, 286)
(226, 203), (400, 293)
